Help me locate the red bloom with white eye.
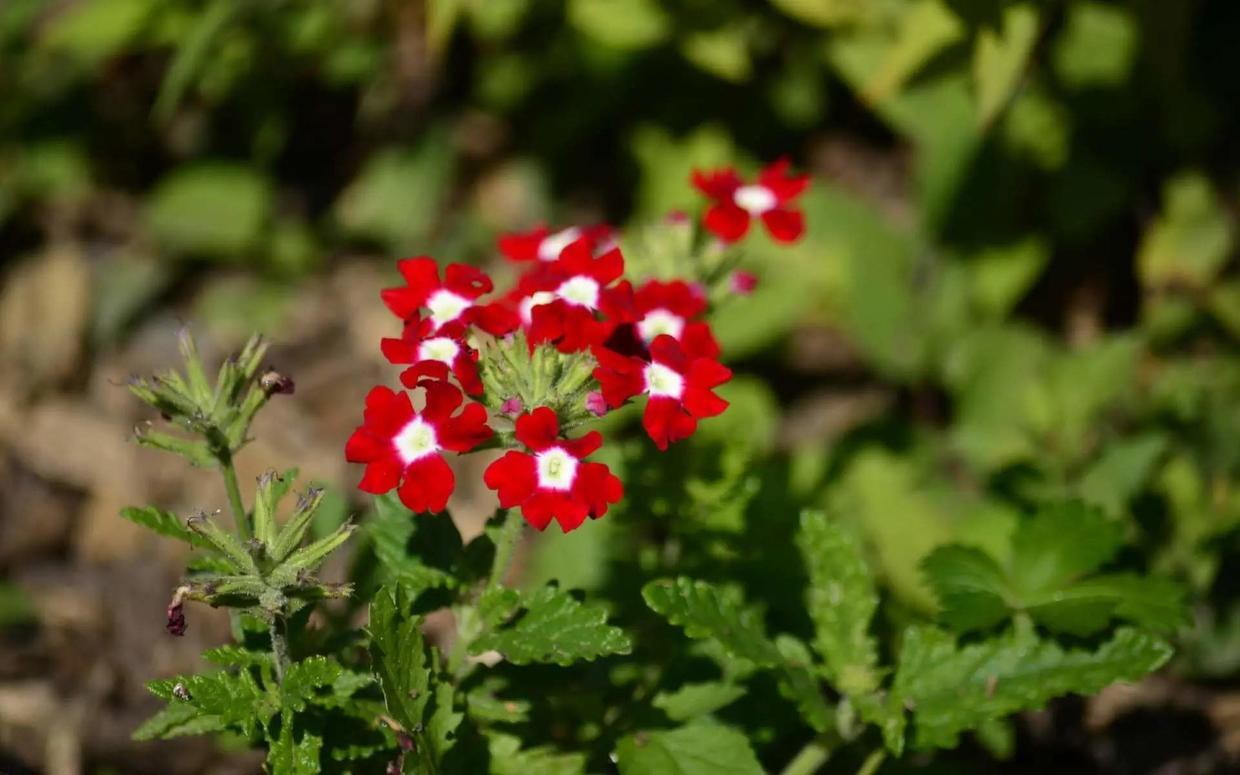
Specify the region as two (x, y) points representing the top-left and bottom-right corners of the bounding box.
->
(692, 159), (809, 244)
(345, 381), (492, 514)
(498, 224), (615, 263)
(483, 407), (623, 533)
(605, 277), (724, 359)
(380, 317), (483, 395)
(593, 335), (732, 450)
(381, 256), (509, 334)
(527, 240), (625, 353)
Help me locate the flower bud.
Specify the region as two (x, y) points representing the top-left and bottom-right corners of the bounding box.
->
(500, 396), (523, 417)
(260, 369), (295, 395)
(729, 270), (758, 296)
(585, 391), (608, 417)
(166, 585), (190, 637)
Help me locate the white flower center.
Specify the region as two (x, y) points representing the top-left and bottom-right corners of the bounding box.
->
(733, 184), (777, 215)
(644, 362), (685, 399)
(535, 447), (578, 491)
(538, 227), (581, 262)
(636, 309), (685, 343)
(426, 290), (471, 329)
(519, 291), (556, 325)
(556, 276), (600, 309)
(417, 336), (459, 365)
(393, 417), (439, 463)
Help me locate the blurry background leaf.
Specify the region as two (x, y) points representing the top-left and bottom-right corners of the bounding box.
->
(146, 163), (273, 258)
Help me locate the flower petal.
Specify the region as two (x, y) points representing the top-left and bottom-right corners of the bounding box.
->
(643, 396), (698, 450)
(484, 451), (538, 509)
(761, 208), (804, 243)
(703, 202), (750, 242)
(397, 454), (455, 513)
(514, 407), (560, 451)
(440, 402), (493, 452)
(358, 458), (402, 494)
(444, 263), (493, 298)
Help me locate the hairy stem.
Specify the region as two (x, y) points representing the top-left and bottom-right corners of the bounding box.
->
(220, 453), (251, 542)
(488, 509), (525, 591)
(269, 616), (289, 684)
(780, 738), (831, 775)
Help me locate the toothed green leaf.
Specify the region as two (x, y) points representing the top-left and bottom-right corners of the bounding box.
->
(615, 722), (763, 775)
(471, 584), (632, 666)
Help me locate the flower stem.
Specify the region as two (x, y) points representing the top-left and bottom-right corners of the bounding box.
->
(219, 453), (251, 542)
(488, 509), (524, 591)
(780, 738), (831, 775)
(269, 616), (289, 684)
(855, 749), (886, 775)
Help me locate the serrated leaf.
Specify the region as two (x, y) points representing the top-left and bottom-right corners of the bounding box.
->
(120, 506), (208, 548)
(424, 679), (463, 765)
(797, 511), (880, 694)
(652, 682), (746, 722)
(368, 585), (432, 730)
(487, 732), (586, 775)
(131, 701), (226, 741)
(282, 656), (344, 712)
(893, 625), (1172, 750)
(471, 584), (631, 666)
(202, 645), (273, 668)
(642, 578), (780, 666)
(773, 635), (833, 733)
(921, 545), (1011, 632)
(466, 687), (530, 724)
(1077, 434), (1168, 517)
(615, 722), (763, 775)
(146, 670), (273, 738)
(1023, 573), (1188, 636)
(370, 493), (462, 594)
(268, 721), (323, 775)
(1010, 501), (1121, 597)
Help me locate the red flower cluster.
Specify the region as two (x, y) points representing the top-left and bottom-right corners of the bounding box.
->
(346, 161), (807, 531)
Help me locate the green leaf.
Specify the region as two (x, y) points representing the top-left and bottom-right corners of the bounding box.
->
(796, 511), (880, 694)
(487, 733), (586, 775)
(568, 0), (670, 50)
(368, 585), (432, 730)
(1022, 574), (1188, 636)
(773, 635), (833, 733)
(972, 3), (1039, 128)
(769, 0), (865, 27)
(893, 625), (1172, 750)
(267, 722), (323, 775)
(333, 137), (454, 251)
(1138, 172), (1234, 291)
(370, 492), (462, 594)
(202, 645), (273, 668)
(615, 722), (764, 775)
(680, 25), (751, 83)
(1010, 501), (1121, 597)
(39, 0), (153, 64)
(131, 701), (226, 741)
(921, 545), (1011, 632)
(653, 682), (746, 722)
(1077, 434), (1168, 517)
(1051, 2), (1138, 88)
(471, 584), (632, 666)
(282, 656), (344, 712)
(642, 578), (780, 666)
(120, 506), (208, 548)
(146, 670), (274, 738)
(146, 163), (273, 257)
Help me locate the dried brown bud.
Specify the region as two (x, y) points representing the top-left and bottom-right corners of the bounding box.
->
(260, 369), (295, 396)
(166, 585), (190, 637)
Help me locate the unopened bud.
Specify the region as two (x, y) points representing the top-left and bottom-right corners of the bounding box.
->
(500, 396), (523, 417)
(260, 369), (295, 395)
(729, 270), (758, 296)
(166, 585), (190, 637)
(585, 391), (608, 417)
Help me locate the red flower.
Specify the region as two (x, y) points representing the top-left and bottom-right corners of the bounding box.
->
(380, 317), (483, 395)
(593, 335), (732, 450)
(618, 278), (720, 359)
(527, 240), (625, 353)
(345, 381), (492, 513)
(380, 256), (500, 333)
(692, 159), (809, 244)
(498, 224), (614, 263)
(483, 407), (623, 532)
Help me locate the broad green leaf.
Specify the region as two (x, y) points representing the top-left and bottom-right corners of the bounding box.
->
(972, 3), (1039, 127)
(630, 124), (736, 218)
(1051, 2), (1137, 88)
(39, 0), (153, 64)
(652, 682), (746, 722)
(146, 163), (273, 257)
(1076, 434), (1168, 517)
(333, 136), (454, 251)
(369, 492), (462, 594)
(796, 511), (880, 694)
(858, 0), (964, 106)
(968, 239), (1048, 319)
(131, 701), (226, 741)
(894, 625), (1172, 750)
(680, 25), (751, 83)
(1023, 573), (1188, 636)
(921, 545), (1011, 632)
(1138, 172), (1234, 290)
(770, 0), (866, 27)
(368, 586), (432, 730)
(471, 584), (632, 666)
(1010, 501), (1120, 597)
(642, 578), (780, 665)
(267, 722), (323, 775)
(488, 733), (586, 775)
(120, 506), (207, 548)
(615, 722), (763, 775)
(202, 645), (272, 668)
(568, 0), (670, 50)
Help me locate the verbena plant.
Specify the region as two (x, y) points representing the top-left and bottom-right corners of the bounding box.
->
(123, 164), (1185, 774)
